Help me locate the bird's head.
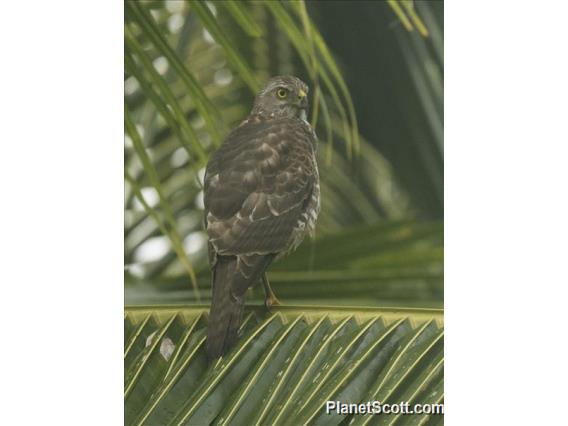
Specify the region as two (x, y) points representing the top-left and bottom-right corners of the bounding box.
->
(251, 75), (309, 120)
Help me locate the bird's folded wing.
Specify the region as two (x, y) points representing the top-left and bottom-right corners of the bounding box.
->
(204, 118), (316, 255)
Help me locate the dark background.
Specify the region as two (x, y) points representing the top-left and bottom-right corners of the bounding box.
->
(310, 1), (444, 219)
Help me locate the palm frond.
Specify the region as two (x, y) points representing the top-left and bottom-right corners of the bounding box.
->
(387, 0), (430, 37)
(124, 306), (443, 425)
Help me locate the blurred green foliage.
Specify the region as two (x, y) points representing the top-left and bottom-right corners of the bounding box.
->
(124, 0), (443, 308)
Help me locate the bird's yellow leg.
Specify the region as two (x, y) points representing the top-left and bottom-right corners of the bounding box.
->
(262, 273), (282, 311)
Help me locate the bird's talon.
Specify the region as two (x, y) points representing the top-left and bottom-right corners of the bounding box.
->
(264, 296), (282, 312)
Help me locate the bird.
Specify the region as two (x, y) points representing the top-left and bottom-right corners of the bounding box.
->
(204, 75), (320, 360)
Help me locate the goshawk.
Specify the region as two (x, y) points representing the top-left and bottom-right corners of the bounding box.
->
(204, 75), (320, 360)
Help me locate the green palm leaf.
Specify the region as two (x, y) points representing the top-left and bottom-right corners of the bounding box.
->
(124, 306), (443, 426)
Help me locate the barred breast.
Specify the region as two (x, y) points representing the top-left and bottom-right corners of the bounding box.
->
(280, 152), (320, 257)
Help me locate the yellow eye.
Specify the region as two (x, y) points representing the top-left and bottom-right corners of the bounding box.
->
(277, 88), (288, 99)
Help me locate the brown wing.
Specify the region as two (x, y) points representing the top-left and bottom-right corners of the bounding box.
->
(204, 116), (317, 257)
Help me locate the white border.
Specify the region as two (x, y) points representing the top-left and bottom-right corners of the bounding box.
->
(446, 1), (568, 424)
(0, 1), (123, 423)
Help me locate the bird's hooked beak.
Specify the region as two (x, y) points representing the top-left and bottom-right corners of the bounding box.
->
(297, 89), (308, 118)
